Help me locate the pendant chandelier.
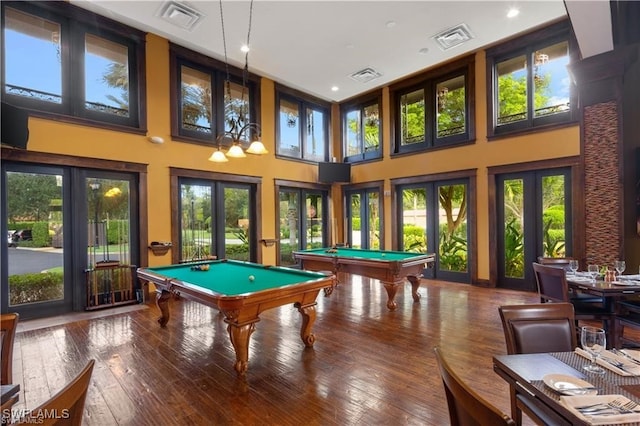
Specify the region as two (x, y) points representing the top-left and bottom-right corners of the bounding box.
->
(209, 0), (268, 163)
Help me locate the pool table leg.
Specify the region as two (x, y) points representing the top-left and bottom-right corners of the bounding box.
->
(156, 290), (171, 327)
(381, 282), (399, 310)
(407, 274), (422, 303)
(295, 301), (317, 347)
(225, 318), (257, 376)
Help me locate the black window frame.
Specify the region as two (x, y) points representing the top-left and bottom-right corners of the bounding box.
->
(390, 55), (475, 156)
(275, 84), (330, 162)
(340, 91), (383, 163)
(1, 1), (146, 132)
(169, 43), (260, 148)
(485, 19), (578, 139)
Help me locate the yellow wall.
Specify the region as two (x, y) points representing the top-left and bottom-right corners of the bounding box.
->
(20, 32), (580, 279)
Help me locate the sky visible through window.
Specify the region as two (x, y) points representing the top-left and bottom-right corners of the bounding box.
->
(5, 28), (124, 106)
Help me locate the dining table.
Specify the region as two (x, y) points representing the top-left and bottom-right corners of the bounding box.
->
(567, 274), (640, 349)
(493, 351), (640, 425)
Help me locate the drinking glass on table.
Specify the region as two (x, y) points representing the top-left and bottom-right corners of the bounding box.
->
(569, 259), (579, 275)
(581, 326), (606, 374)
(587, 264), (599, 283)
(615, 260), (626, 278)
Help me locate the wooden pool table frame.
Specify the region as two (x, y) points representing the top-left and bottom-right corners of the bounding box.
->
(136, 261), (335, 376)
(293, 249), (436, 310)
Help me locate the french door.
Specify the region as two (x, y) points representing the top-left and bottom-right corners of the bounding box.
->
(397, 179), (470, 282)
(2, 164), (139, 318)
(346, 188), (381, 249)
(278, 188), (328, 266)
(178, 179), (257, 262)
(497, 168), (572, 291)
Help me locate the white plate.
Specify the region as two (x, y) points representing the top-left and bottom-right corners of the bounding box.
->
(542, 374), (598, 395)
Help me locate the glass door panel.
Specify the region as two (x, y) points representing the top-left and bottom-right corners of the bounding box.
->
(367, 192), (380, 249)
(349, 193), (362, 248)
(86, 177), (131, 267)
(224, 187), (251, 261)
(438, 183), (468, 273)
(6, 171), (65, 307)
(541, 174), (567, 257)
(180, 184), (213, 261)
(502, 178), (525, 279)
(400, 188), (427, 252)
(279, 190), (299, 266)
(306, 194), (323, 249)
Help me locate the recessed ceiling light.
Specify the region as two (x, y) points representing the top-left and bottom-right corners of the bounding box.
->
(418, 47), (429, 55)
(507, 8), (520, 18)
(385, 21), (396, 29)
(241, 44), (250, 53)
(331, 86), (339, 92)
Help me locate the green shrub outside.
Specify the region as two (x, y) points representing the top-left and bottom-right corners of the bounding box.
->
(8, 271), (64, 305)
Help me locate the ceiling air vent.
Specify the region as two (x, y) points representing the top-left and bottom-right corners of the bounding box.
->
(432, 23), (473, 51)
(349, 68), (382, 84)
(158, 1), (204, 31)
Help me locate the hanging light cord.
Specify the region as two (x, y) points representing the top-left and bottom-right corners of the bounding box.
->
(218, 0), (231, 102)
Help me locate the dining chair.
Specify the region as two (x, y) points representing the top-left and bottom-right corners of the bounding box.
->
(433, 347), (515, 426)
(532, 262), (611, 328)
(19, 359), (95, 426)
(498, 303), (577, 425)
(1, 312), (19, 385)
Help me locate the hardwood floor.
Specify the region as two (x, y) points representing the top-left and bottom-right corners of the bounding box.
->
(10, 275), (545, 425)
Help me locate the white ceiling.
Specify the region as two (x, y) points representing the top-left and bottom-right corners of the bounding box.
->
(70, 0), (614, 103)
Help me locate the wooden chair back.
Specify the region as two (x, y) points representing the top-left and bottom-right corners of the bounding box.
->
(532, 262), (570, 303)
(1, 313), (19, 385)
(499, 303), (577, 354)
(433, 347), (515, 426)
(537, 256), (573, 270)
(23, 360), (95, 425)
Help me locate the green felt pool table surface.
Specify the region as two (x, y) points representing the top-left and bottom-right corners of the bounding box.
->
(141, 259), (329, 296)
(295, 247), (431, 262)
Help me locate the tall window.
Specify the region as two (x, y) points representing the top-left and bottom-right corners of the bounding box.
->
(2, 2), (144, 129)
(342, 93), (381, 163)
(487, 20), (575, 137)
(391, 57), (473, 154)
(276, 86), (329, 162)
(171, 45), (259, 147)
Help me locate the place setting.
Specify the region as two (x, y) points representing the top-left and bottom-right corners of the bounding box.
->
(549, 326), (640, 423)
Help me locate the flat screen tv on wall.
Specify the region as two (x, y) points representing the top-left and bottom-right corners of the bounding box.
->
(1, 102), (29, 149)
(318, 162), (351, 183)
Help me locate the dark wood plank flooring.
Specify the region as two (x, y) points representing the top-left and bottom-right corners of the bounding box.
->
(11, 275), (555, 425)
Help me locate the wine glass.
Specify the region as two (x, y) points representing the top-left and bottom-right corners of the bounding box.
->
(587, 264), (599, 283)
(569, 259), (579, 275)
(581, 326), (606, 374)
(615, 260), (626, 278)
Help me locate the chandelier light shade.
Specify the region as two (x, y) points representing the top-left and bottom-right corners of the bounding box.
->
(246, 139), (268, 155)
(208, 149), (229, 163)
(226, 144), (247, 158)
(209, 0), (267, 162)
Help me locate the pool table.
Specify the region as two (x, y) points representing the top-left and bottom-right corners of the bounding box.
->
(136, 259), (334, 376)
(293, 247), (436, 310)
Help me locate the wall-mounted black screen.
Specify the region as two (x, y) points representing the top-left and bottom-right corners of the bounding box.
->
(1, 102), (29, 149)
(318, 162), (351, 183)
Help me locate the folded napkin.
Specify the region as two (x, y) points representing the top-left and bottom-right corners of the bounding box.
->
(575, 348), (640, 376)
(560, 394), (640, 425)
(570, 276), (594, 283)
(619, 274), (640, 280)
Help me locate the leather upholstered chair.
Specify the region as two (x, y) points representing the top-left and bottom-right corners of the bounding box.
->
(434, 347), (515, 426)
(498, 303), (577, 425)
